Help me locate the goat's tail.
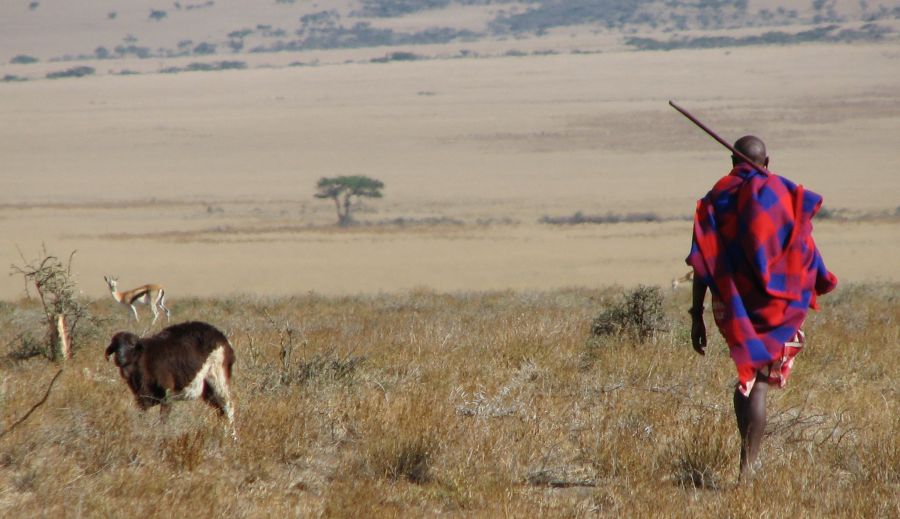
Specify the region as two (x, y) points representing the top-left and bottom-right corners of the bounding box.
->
(222, 338), (235, 383)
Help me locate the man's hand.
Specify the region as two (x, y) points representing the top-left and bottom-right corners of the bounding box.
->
(691, 315), (707, 355)
(689, 274), (708, 356)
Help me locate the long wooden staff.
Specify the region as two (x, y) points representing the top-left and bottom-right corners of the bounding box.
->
(668, 100), (770, 174)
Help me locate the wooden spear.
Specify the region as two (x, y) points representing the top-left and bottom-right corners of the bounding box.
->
(668, 100), (770, 174)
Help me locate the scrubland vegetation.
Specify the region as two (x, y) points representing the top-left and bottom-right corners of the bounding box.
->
(625, 21), (892, 50)
(4, 0), (899, 75)
(1, 283), (896, 516)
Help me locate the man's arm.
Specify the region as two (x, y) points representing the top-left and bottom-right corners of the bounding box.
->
(690, 274), (708, 355)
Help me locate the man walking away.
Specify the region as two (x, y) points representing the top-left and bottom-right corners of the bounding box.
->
(686, 135), (838, 482)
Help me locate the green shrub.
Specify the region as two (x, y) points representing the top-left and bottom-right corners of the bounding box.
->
(591, 285), (667, 342)
(356, 0), (451, 18)
(193, 42), (217, 55)
(46, 66), (95, 79)
(370, 51), (420, 63)
(10, 55), (38, 64)
(159, 61), (247, 74)
(540, 211), (677, 225)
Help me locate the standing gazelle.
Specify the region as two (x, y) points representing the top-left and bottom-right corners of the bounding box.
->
(104, 275), (170, 324)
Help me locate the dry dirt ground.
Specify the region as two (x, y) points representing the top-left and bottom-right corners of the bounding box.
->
(2, 43), (899, 300)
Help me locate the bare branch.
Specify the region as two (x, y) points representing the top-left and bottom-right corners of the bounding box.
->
(0, 369), (63, 441)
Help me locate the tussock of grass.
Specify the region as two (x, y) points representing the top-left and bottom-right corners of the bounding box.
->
(346, 391), (447, 485)
(0, 284), (897, 516)
(364, 423), (436, 484)
(161, 430), (208, 472)
(669, 415), (732, 490)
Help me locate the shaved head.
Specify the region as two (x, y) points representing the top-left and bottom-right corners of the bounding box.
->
(733, 135), (768, 167)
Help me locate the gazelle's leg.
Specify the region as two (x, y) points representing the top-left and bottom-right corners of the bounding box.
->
(150, 303), (159, 325)
(158, 292), (171, 321)
(130, 305), (140, 322)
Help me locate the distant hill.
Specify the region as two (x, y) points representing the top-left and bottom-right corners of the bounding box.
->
(2, 1), (898, 67)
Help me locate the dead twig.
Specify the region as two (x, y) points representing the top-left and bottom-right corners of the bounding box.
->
(0, 369), (63, 440)
(767, 396), (858, 446)
(525, 458), (598, 488)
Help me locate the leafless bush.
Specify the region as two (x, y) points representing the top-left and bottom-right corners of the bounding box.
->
(45, 66), (94, 79)
(525, 467), (596, 488)
(9, 246), (100, 360)
(4, 332), (44, 361)
(262, 310), (363, 387)
(295, 353), (364, 384)
(768, 398), (858, 447)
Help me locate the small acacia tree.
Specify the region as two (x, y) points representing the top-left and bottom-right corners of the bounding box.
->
(10, 246), (97, 360)
(314, 175), (384, 226)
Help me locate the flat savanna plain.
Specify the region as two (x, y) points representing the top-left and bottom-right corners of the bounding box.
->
(1, 42), (899, 517)
(0, 285), (897, 516)
(1, 43), (899, 299)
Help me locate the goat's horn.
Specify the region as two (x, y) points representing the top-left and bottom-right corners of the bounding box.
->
(104, 342), (118, 362)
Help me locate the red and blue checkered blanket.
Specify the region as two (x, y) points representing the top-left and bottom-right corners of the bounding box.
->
(687, 164), (837, 391)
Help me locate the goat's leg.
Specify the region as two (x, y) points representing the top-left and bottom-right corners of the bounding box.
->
(202, 379), (236, 441)
(201, 383), (226, 415)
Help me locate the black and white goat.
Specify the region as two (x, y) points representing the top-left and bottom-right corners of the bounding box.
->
(105, 321), (236, 438)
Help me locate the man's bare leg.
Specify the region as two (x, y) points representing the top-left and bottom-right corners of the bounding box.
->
(733, 377), (769, 482)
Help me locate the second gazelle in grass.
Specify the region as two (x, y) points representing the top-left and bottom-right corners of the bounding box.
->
(671, 269), (695, 291)
(104, 275), (170, 324)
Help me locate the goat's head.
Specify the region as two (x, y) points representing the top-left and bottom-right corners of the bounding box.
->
(105, 331), (142, 379)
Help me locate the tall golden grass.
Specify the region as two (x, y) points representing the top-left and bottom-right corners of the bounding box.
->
(0, 284), (896, 517)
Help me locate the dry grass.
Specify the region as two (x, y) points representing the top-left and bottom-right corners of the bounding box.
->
(0, 284), (897, 517)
